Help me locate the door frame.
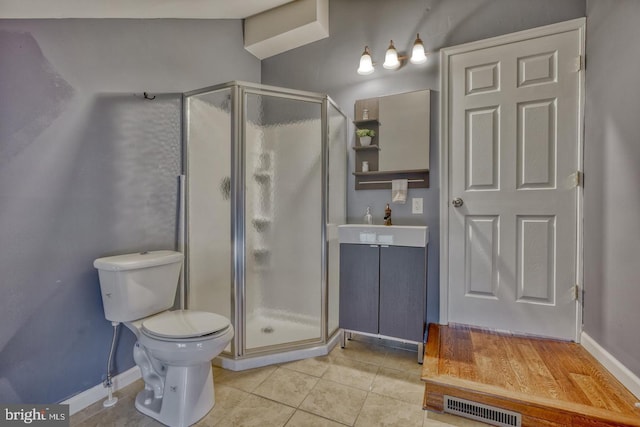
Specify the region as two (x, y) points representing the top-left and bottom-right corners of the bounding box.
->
(439, 18), (586, 341)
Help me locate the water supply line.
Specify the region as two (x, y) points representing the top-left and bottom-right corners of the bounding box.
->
(103, 321), (120, 407)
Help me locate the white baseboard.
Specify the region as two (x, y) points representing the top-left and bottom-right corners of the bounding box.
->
(61, 366), (141, 415)
(581, 332), (640, 400)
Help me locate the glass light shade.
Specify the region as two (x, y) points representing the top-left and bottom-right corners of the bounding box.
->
(410, 34), (427, 64)
(383, 40), (400, 70)
(357, 47), (374, 75)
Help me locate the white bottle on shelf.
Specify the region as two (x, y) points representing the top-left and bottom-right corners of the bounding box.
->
(364, 207), (373, 224)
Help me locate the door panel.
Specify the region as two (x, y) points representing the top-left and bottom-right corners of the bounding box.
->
(517, 51), (556, 87)
(379, 246), (426, 342)
(464, 215), (499, 298)
(517, 99), (556, 189)
(516, 215), (556, 305)
(447, 26), (582, 340)
(466, 62), (500, 95)
(339, 244), (379, 334)
(466, 107), (500, 190)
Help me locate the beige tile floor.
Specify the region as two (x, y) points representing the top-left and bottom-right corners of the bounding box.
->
(71, 336), (488, 427)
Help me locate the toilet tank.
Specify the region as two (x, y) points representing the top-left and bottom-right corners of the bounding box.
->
(94, 250), (184, 322)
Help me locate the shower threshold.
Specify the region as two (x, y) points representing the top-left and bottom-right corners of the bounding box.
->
(215, 328), (342, 371)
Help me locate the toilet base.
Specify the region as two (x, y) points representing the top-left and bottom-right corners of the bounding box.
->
(135, 362), (215, 427)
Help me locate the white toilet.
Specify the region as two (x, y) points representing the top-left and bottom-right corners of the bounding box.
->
(94, 250), (233, 427)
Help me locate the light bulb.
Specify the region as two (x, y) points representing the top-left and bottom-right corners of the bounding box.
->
(410, 34), (427, 64)
(357, 46), (374, 75)
(383, 40), (400, 70)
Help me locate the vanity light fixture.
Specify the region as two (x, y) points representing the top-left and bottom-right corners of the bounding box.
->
(410, 33), (428, 64)
(383, 40), (401, 70)
(357, 34), (429, 75)
(357, 46), (375, 75)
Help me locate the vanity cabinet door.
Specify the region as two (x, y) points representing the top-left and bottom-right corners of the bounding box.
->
(378, 246), (426, 342)
(339, 244), (379, 334)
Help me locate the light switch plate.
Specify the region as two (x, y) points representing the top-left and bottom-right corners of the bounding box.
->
(412, 198), (423, 214)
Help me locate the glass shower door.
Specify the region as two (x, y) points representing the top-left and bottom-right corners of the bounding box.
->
(185, 88), (233, 353)
(243, 90), (323, 352)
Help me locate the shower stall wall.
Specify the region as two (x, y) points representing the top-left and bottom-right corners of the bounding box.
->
(183, 82), (347, 370)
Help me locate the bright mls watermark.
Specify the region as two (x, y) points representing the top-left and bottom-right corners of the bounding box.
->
(0, 405), (68, 426)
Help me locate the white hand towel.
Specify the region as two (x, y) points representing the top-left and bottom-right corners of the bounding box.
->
(392, 179), (408, 204)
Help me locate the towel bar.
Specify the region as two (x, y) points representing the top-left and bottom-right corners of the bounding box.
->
(360, 178), (424, 185)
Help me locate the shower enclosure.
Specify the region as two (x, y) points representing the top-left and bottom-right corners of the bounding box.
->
(183, 82), (347, 369)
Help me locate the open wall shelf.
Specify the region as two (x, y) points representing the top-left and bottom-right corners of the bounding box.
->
(353, 119), (381, 126)
(352, 144), (380, 151)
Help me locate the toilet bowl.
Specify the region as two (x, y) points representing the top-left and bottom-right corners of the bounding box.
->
(127, 311), (234, 427)
(94, 251), (233, 427)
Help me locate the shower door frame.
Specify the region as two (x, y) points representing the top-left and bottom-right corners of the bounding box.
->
(239, 84), (328, 356)
(182, 81), (347, 360)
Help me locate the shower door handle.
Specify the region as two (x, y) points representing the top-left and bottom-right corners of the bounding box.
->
(220, 177), (231, 200)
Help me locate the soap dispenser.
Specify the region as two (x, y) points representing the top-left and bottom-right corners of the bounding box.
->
(384, 203), (392, 226)
(364, 206), (373, 224)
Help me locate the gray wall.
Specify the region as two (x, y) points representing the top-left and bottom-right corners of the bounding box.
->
(583, 0), (640, 378)
(262, 0), (586, 326)
(0, 19), (260, 404)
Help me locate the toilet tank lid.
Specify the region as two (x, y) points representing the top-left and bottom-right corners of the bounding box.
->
(94, 250), (184, 271)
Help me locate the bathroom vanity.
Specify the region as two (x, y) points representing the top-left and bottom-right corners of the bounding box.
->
(338, 224), (428, 363)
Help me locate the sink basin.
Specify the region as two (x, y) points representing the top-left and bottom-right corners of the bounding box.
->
(338, 224), (428, 247)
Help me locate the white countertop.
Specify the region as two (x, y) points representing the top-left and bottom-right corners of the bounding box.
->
(338, 224), (428, 247)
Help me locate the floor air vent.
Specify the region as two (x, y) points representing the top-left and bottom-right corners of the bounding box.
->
(444, 396), (521, 427)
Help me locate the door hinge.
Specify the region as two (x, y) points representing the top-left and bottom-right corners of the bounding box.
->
(572, 285), (580, 301)
(570, 170), (583, 188)
(573, 55), (585, 72)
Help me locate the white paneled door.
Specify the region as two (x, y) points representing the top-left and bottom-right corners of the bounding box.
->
(442, 20), (584, 340)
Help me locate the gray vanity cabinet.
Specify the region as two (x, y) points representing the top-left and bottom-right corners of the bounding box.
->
(339, 243), (427, 343)
(378, 245), (426, 341)
(339, 244), (379, 334)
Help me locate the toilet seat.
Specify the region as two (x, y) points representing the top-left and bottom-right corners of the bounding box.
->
(141, 310), (230, 340)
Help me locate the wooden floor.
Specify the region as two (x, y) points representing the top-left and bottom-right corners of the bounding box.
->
(421, 324), (640, 427)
